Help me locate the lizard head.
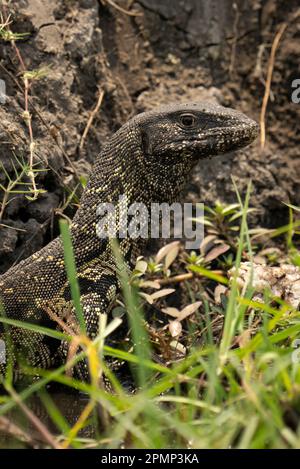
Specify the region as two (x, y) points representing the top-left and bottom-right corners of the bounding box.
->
(137, 101), (258, 161)
(134, 101), (259, 198)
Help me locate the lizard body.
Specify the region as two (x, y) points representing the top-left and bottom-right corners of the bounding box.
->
(0, 102), (258, 379)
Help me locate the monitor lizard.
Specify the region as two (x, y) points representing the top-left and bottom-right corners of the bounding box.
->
(0, 102), (259, 380)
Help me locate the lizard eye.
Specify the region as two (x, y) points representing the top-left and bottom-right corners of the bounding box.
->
(179, 113), (197, 128)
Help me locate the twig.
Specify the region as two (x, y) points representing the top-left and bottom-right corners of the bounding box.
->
(0, 160), (28, 221)
(0, 415), (44, 446)
(101, 0), (143, 17)
(260, 9), (300, 149)
(259, 23), (287, 149)
(12, 52), (37, 199)
(0, 191), (9, 221)
(44, 304), (80, 377)
(79, 89), (105, 152)
(0, 61), (81, 183)
(1, 7), (39, 199)
(0, 223), (26, 232)
(158, 273), (193, 285)
(229, 3), (240, 77)
(198, 316), (223, 339)
(44, 305), (79, 337)
(66, 337), (81, 377)
(6, 386), (63, 449)
(43, 306), (81, 378)
(157, 269), (225, 285)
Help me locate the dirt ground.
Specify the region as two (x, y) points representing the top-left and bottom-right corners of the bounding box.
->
(0, 0), (300, 273)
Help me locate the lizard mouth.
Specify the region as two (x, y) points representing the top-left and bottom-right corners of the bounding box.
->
(183, 121), (259, 146)
(152, 121), (259, 161)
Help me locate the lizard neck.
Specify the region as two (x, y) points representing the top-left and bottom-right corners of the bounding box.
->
(72, 122), (150, 221)
(70, 123), (153, 265)
(70, 121), (191, 267)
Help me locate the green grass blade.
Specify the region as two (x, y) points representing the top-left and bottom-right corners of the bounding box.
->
(59, 220), (86, 334)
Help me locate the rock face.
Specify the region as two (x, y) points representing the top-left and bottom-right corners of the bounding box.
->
(0, 0), (299, 272)
(229, 262), (300, 309)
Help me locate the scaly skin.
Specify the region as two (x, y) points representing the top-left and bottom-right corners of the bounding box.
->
(0, 102), (258, 380)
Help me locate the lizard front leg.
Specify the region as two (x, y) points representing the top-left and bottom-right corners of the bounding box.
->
(55, 277), (119, 381)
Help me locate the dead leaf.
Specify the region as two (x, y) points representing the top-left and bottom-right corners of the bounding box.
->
(214, 284), (227, 304)
(200, 235), (217, 256)
(139, 292), (154, 304)
(135, 260), (148, 274)
(155, 241), (180, 263)
(140, 289), (175, 304)
(150, 288), (175, 301)
(253, 255), (266, 265)
(139, 280), (161, 289)
(169, 320), (182, 337)
(204, 244), (230, 263)
(165, 244), (180, 269)
(161, 307), (180, 318)
(170, 340), (186, 355)
(178, 301), (202, 321)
